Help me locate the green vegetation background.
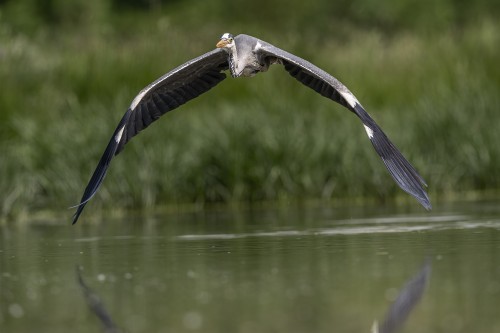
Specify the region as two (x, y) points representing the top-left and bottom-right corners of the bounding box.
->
(0, 0), (499, 220)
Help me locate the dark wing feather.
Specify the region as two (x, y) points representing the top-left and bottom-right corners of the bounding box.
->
(257, 42), (431, 210)
(72, 49), (228, 224)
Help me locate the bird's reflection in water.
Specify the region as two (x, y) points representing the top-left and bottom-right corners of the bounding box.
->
(372, 259), (431, 333)
(77, 260), (431, 333)
(76, 267), (123, 333)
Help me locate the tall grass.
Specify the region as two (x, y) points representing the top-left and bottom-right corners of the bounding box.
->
(0, 2), (499, 220)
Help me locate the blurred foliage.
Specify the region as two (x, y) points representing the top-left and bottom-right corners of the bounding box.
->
(1, 0), (499, 35)
(0, 0), (499, 220)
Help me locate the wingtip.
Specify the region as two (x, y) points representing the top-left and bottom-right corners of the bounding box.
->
(69, 204), (82, 224)
(72, 209), (82, 225)
(353, 104), (433, 211)
(404, 178), (432, 211)
(415, 184), (432, 211)
(422, 197), (432, 210)
(419, 197), (432, 211)
(70, 201), (87, 225)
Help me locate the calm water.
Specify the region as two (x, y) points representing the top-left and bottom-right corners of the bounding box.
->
(1, 201), (500, 333)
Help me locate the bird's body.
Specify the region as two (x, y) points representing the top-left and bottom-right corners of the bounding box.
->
(72, 33), (431, 224)
(218, 33), (268, 77)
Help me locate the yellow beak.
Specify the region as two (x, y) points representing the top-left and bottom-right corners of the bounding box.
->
(216, 39), (229, 48)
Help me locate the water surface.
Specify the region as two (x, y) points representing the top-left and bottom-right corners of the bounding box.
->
(1, 201), (500, 333)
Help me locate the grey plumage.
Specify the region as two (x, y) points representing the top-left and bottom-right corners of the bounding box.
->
(72, 33), (431, 224)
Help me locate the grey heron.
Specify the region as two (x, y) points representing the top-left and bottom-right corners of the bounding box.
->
(72, 33), (431, 224)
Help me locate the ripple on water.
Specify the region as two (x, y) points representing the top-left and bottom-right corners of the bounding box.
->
(175, 214), (500, 241)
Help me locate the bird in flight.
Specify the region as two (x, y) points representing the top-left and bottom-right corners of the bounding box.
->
(72, 33), (431, 224)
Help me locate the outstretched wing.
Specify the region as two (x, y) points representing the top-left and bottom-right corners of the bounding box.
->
(257, 41), (431, 210)
(72, 48), (229, 224)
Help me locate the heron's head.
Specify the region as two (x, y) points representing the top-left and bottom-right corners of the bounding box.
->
(216, 33), (235, 52)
